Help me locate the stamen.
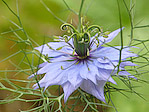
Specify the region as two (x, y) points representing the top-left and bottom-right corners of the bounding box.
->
(85, 62), (90, 71)
(61, 66), (64, 70)
(61, 60), (80, 70)
(56, 46), (64, 50)
(87, 48), (90, 56)
(72, 49), (76, 55)
(75, 60), (80, 65)
(46, 44), (54, 50)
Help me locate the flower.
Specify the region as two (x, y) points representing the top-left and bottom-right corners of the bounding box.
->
(29, 23), (137, 103)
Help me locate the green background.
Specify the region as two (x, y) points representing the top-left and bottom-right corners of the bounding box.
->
(0, 0), (149, 112)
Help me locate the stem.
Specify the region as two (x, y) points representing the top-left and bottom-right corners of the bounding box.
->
(78, 0), (85, 32)
(123, 0), (134, 46)
(40, 0), (65, 23)
(117, 0), (123, 75)
(62, 0), (78, 15)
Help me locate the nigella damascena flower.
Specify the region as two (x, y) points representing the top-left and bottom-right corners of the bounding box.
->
(29, 23), (137, 103)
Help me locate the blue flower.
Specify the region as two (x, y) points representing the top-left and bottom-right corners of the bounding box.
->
(29, 23), (137, 103)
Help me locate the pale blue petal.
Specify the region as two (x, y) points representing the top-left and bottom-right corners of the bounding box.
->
(33, 60), (75, 76)
(46, 42), (66, 49)
(91, 46), (137, 61)
(33, 62), (61, 76)
(33, 68), (68, 89)
(118, 71), (131, 75)
(31, 61), (76, 89)
(50, 55), (75, 63)
(98, 27), (124, 44)
(79, 61), (99, 85)
(118, 71), (137, 80)
(128, 76), (137, 80)
(91, 28), (123, 49)
(87, 62), (100, 85)
(28, 63), (52, 79)
(35, 44), (63, 57)
(97, 57), (110, 63)
(120, 61), (137, 68)
(97, 68), (117, 84)
(93, 59), (115, 70)
(79, 62), (89, 79)
(38, 62), (48, 68)
(35, 42), (73, 57)
(80, 80), (106, 103)
(67, 65), (83, 88)
(62, 82), (79, 103)
(28, 74), (36, 79)
(87, 72), (98, 85)
(43, 70), (68, 89)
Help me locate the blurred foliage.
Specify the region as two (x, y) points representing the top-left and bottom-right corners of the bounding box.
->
(0, 0), (149, 112)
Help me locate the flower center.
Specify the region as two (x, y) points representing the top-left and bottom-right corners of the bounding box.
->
(73, 32), (90, 57)
(61, 22), (102, 59)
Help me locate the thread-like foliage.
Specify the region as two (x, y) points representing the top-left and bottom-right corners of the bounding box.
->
(0, 0), (149, 112)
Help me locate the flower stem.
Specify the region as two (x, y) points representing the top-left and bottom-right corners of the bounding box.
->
(117, 0), (123, 73)
(78, 0), (85, 33)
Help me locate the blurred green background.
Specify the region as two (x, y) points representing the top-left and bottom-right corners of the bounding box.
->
(0, 0), (149, 112)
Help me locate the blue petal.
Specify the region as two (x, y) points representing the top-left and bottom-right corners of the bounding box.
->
(35, 42), (73, 57)
(118, 71), (131, 75)
(91, 46), (137, 61)
(79, 62), (89, 79)
(97, 68), (117, 84)
(28, 62), (59, 79)
(80, 80), (106, 103)
(120, 61), (137, 68)
(33, 68), (68, 89)
(98, 27), (124, 44)
(79, 61), (99, 85)
(91, 28), (123, 49)
(97, 57), (110, 63)
(31, 61), (76, 89)
(67, 65), (83, 88)
(62, 82), (80, 103)
(93, 59), (115, 70)
(38, 62), (48, 68)
(87, 62), (100, 84)
(128, 76), (137, 80)
(50, 55), (75, 63)
(118, 71), (137, 80)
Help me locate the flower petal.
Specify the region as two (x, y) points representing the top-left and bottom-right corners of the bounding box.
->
(79, 62), (89, 80)
(90, 28), (123, 50)
(93, 59), (115, 70)
(97, 68), (117, 84)
(80, 80), (106, 103)
(118, 71), (131, 75)
(62, 82), (79, 103)
(118, 71), (137, 80)
(31, 61), (76, 89)
(120, 61), (138, 68)
(99, 27), (124, 44)
(38, 62), (48, 68)
(35, 42), (73, 57)
(33, 69), (68, 90)
(91, 46), (137, 61)
(67, 65), (83, 88)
